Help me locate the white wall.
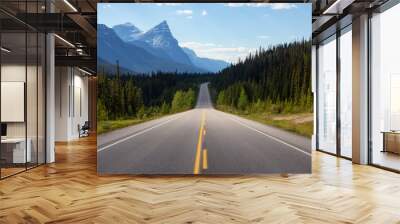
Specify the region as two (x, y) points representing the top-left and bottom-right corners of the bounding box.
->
(55, 67), (89, 141)
(1, 63), (46, 164)
(55, 67), (70, 141)
(1, 65), (29, 138)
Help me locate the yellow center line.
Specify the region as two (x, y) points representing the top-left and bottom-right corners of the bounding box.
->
(193, 110), (206, 174)
(202, 149), (208, 170)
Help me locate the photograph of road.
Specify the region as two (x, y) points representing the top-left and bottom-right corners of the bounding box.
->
(97, 3), (312, 174)
(98, 83), (310, 174)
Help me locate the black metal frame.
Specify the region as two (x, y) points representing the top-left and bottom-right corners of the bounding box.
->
(0, 22), (2, 179)
(315, 44), (319, 151)
(336, 27), (341, 158)
(367, 10), (373, 166)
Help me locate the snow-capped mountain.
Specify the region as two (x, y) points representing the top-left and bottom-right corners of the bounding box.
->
(98, 24), (207, 74)
(112, 23), (142, 42)
(134, 21), (193, 66)
(100, 21), (230, 74)
(138, 21), (174, 48)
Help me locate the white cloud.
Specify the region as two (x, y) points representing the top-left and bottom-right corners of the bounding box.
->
(156, 3), (182, 6)
(180, 42), (217, 48)
(225, 3), (297, 10)
(201, 10), (208, 16)
(270, 3), (297, 10)
(180, 41), (256, 63)
(176, 10), (193, 16)
(225, 3), (246, 7)
(101, 4), (111, 9)
(257, 35), (270, 39)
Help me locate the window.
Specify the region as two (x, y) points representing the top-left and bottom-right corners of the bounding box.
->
(339, 26), (352, 158)
(370, 3), (400, 171)
(317, 35), (337, 154)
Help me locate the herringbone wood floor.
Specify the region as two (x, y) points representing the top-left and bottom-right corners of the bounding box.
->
(1, 135), (400, 224)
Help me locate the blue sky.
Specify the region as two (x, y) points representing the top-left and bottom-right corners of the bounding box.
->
(98, 3), (311, 63)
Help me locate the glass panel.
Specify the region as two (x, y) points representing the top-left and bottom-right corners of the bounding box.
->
(27, 31), (38, 169)
(317, 35), (337, 154)
(38, 33), (45, 165)
(371, 4), (400, 171)
(1, 31), (27, 177)
(340, 27), (352, 158)
(0, 1), (46, 178)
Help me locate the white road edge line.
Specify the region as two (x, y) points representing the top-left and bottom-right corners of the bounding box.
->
(98, 115), (183, 152)
(228, 116), (311, 157)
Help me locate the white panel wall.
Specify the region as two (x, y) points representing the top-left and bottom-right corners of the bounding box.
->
(1, 65), (26, 138)
(55, 67), (89, 141)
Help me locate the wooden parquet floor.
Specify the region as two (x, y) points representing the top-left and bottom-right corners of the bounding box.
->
(1, 135), (400, 223)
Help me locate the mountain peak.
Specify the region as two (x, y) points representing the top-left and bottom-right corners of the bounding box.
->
(149, 20), (171, 34)
(138, 20), (176, 49)
(159, 20), (168, 26)
(113, 22), (140, 30)
(113, 22), (142, 42)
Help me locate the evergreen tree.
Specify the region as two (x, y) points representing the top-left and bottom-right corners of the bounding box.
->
(171, 90), (184, 112)
(211, 39), (312, 114)
(97, 98), (108, 121)
(160, 101), (170, 114)
(185, 88), (196, 108)
(237, 87), (249, 111)
(137, 105), (145, 119)
(217, 91), (226, 106)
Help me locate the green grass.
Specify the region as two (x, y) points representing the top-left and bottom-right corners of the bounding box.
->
(217, 106), (313, 138)
(97, 116), (163, 135)
(98, 107), (313, 138)
(243, 114), (313, 137)
(97, 108), (193, 134)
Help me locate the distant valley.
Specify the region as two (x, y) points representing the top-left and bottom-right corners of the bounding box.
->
(98, 21), (229, 74)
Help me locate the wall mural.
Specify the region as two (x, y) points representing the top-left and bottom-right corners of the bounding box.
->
(97, 3), (312, 174)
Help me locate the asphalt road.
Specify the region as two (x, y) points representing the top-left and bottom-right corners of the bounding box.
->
(98, 83), (311, 174)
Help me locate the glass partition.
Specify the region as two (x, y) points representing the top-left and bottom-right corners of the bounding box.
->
(317, 35), (337, 154)
(370, 3), (400, 171)
(0, 2), (46, 179)
(1, 31), (28, 177)
(339, 26), (352, 158)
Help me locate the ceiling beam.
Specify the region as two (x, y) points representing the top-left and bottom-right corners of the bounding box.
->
(55, 55), (96, 70)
